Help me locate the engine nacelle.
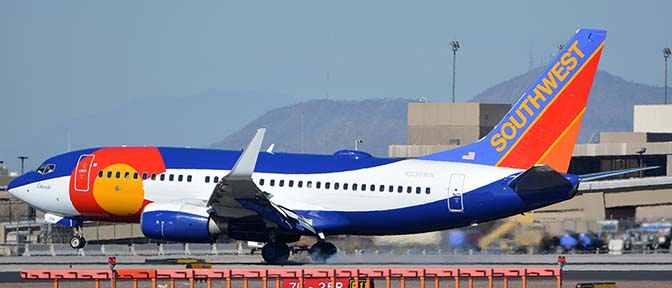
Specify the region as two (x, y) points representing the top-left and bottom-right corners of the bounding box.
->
(140, 202), (223, 243)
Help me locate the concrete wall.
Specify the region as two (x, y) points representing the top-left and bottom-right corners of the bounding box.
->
(600, 132), (648, 144)
(407, 103), (509, 146)
(389, 144), (456, 158)
(634, 105), (672, 133)
(398, 103), (510, 157)
(573, 142), (672, 156)
(82, 223), (143, 241)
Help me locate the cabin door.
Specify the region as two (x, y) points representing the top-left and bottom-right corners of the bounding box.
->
(447, 174), (465, 212)
(74, 154), (95, 192)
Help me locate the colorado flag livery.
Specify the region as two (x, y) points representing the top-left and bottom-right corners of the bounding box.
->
(422, 29), (605, 173)
(9, 29), (623, 265)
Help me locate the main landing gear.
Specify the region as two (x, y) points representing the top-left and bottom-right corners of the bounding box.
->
(309, 241), (337, 263)
(69, 226), (87, 249)
(261, 242), (290, 264)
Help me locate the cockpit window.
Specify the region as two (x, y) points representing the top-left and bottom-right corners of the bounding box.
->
(36, 164), (56, 175)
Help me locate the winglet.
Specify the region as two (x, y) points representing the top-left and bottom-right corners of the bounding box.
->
(228, 128), (266, 179)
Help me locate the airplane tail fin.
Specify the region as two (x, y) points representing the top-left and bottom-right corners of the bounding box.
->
(421, 29), (606, 173)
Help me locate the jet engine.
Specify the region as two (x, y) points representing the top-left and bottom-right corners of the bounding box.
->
(140, 202), (224, 242)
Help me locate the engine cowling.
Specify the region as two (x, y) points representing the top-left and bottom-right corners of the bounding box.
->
(140, 202), (223, 243)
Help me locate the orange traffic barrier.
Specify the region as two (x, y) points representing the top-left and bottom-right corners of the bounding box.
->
(21, 266), (563, 288)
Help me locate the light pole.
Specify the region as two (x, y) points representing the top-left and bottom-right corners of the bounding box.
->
(636, 148), (646, 178)
(451, 40), (460, 103)
(17, 156), (28, 175)
(664, 48), (671, 104)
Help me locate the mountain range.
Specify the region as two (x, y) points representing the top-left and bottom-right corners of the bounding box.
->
(213, 69), (671, 155)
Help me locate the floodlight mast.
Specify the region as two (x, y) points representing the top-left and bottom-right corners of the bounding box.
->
(451, 40), (460, 103)
(664, 48), (671, 104)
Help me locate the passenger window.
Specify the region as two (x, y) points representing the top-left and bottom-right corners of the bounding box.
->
(361, 184), (366, 191)
(151, 173), (157, 180)
(325, 182), (330, 189)
(107, 171), (112, 178)
(343, 183), (348, 190)
(334, 183), (339, 190)
(98, 171), (103, 178)
(115, 172), (121, 179)
(398, 186), (403, 193)
(133, 172), (139, 180)
(279, 180), (285, 187)
(124, 172), (130, 179)
(259, 178), (264, 186)
(270, 179), (275, 187)
(416, 187), (421, 194)
(425, 187), (431, 194)
(160, 174), (165, 181)
(388, 185), (394, 192)
(352, 184), (358, 190)
(187, 175), (192, 182)
(178, 175), (183, 182)
(369, 184), (375, 191)
(307, 181), (313, 188)
(316, 182), (321, 189)
(142, 173), (148, 180)
(289, 180), (294, 187)
(298, 181), (303, 188)
(213, 176), (219, 183)
(169, 174), (174, 181)
(407, 186), (412, 193)
(379, 185), (385, 192)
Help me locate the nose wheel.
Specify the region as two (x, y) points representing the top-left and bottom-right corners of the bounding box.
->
(309, 241), (337, 263)
(69, 226), (87, 249)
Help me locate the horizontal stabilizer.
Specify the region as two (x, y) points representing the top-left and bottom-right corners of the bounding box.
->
(579, 166), (660, 181)
(508, 165), (577, 205)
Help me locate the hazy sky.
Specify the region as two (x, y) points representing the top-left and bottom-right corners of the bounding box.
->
(1, 1), (671, 171)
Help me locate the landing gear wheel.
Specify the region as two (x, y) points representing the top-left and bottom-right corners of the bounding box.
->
(69, 235), (86, 249)
(309, 242), (337, 263)
(261, 243), (290, 264)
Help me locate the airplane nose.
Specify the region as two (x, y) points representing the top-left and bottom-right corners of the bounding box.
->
(7, 176), (21, 198)
(7, 173), (32, 199)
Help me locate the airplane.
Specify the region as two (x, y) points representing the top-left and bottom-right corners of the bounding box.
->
(8, 28), (643, 264)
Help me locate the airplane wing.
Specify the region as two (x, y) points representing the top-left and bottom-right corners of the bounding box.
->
(207, 129), (317, 235)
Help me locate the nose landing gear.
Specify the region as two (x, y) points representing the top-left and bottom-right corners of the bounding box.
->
(69, 226), (86, 249)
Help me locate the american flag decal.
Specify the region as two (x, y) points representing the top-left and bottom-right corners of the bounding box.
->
(462, 151), (475, 160)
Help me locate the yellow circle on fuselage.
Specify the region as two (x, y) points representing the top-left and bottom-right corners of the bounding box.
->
(93, 163), (144, 217)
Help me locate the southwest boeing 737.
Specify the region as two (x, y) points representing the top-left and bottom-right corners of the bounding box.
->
(7, 29), (643, 264)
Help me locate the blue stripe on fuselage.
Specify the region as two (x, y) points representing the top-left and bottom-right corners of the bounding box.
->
(298, 175), (575, 235)
(158, 147), (401, 174)
(27, 147), (401, 183)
